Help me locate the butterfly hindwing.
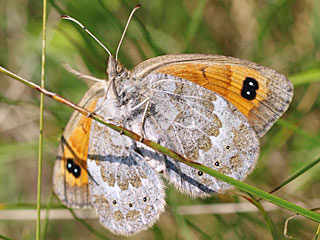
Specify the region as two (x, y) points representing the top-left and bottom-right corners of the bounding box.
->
(86, 97), (166, 236)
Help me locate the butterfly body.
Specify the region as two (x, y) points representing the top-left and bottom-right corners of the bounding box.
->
(54, 54), (293, 235)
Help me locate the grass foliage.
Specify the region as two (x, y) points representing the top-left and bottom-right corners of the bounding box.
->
(0, 0), (320, 239)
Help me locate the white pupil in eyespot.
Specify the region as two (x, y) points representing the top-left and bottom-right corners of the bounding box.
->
(74, 168), (78, 173)
(249, 81), (254, 86)
(246, 91), (251, 95)
(67, 163), (72, 168)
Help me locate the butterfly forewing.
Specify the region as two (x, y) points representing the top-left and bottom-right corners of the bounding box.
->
(132, 54), (293, 138)
(53, 85), (104, 208)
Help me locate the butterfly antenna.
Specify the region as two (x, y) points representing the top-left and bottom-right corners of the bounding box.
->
(61, 15), (112, 57)
(115, 4), (141, 61)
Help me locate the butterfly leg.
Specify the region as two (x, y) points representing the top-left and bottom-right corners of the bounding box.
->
(139, 100), (151, 142)
(86, 79), (115, 118)
(131, 137), (166, 174)
(128, 98), (150, 142)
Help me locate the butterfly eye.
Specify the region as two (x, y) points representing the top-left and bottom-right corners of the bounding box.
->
(116, 64), (123, 74)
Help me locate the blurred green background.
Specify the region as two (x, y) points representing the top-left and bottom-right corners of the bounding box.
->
(0, 0), (320, 239)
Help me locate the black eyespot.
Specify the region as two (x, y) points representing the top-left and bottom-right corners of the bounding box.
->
(66, 158), (74, 173)
(241, 77), (259, 100)
(129, 203), (133, 207)
(198, 171), (203, 176)
(73, 164), (81, 178)
(226, 145), (230, 150)
(215, 161), (220, 166)
(112, 200), (117, 205)
(143, 197), (147, 202)
(66, 158), (81, 178)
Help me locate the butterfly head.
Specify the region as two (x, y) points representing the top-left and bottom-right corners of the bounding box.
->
(107, 55), (129, 81)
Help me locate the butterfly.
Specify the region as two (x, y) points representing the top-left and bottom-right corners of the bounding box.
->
(53, 5), (293, 236)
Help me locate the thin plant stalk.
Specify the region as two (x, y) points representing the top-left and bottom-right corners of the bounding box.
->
(36, 0), (47, 239)
(314, 223), (320, 240)
(0, 66), (319, 223)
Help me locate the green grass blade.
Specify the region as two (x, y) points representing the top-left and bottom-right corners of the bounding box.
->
(41, 192), (54, 240)
(0, 235), (14, 240)
(1, 65), (319, 223)
(185, 219), (212, 240)
(168, 205), (193, 240)
(314, 223), (320, 240)
(253, 0), (296, 60)
(166, 187), (193, 240)
(290, 68), (320, 86)
(268, 156), (320, 195)
(183, 0), (208, 52)
(188, 163), (320, 223)
(276, 119), (320, 144)
(120, 0), (165, 56)
(36, 0), (47, 239)
(151, 224), (166, 239)
(242, 194), (279, 239)
(65, 207), (109, 240)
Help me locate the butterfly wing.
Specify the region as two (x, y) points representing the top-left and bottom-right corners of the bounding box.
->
(53, 84), (104, 208)
(86, 97), (166, 236)
(132, 54), (293, 137)
(129, 71), (260, 197)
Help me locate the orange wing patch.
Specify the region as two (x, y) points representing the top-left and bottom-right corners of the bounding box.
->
(60, 99), (98, 188)
(157, 63), (268, 118)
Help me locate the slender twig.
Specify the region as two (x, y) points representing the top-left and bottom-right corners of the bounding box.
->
(36, 0), (47, 239)
(0, 66), (319, 223)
